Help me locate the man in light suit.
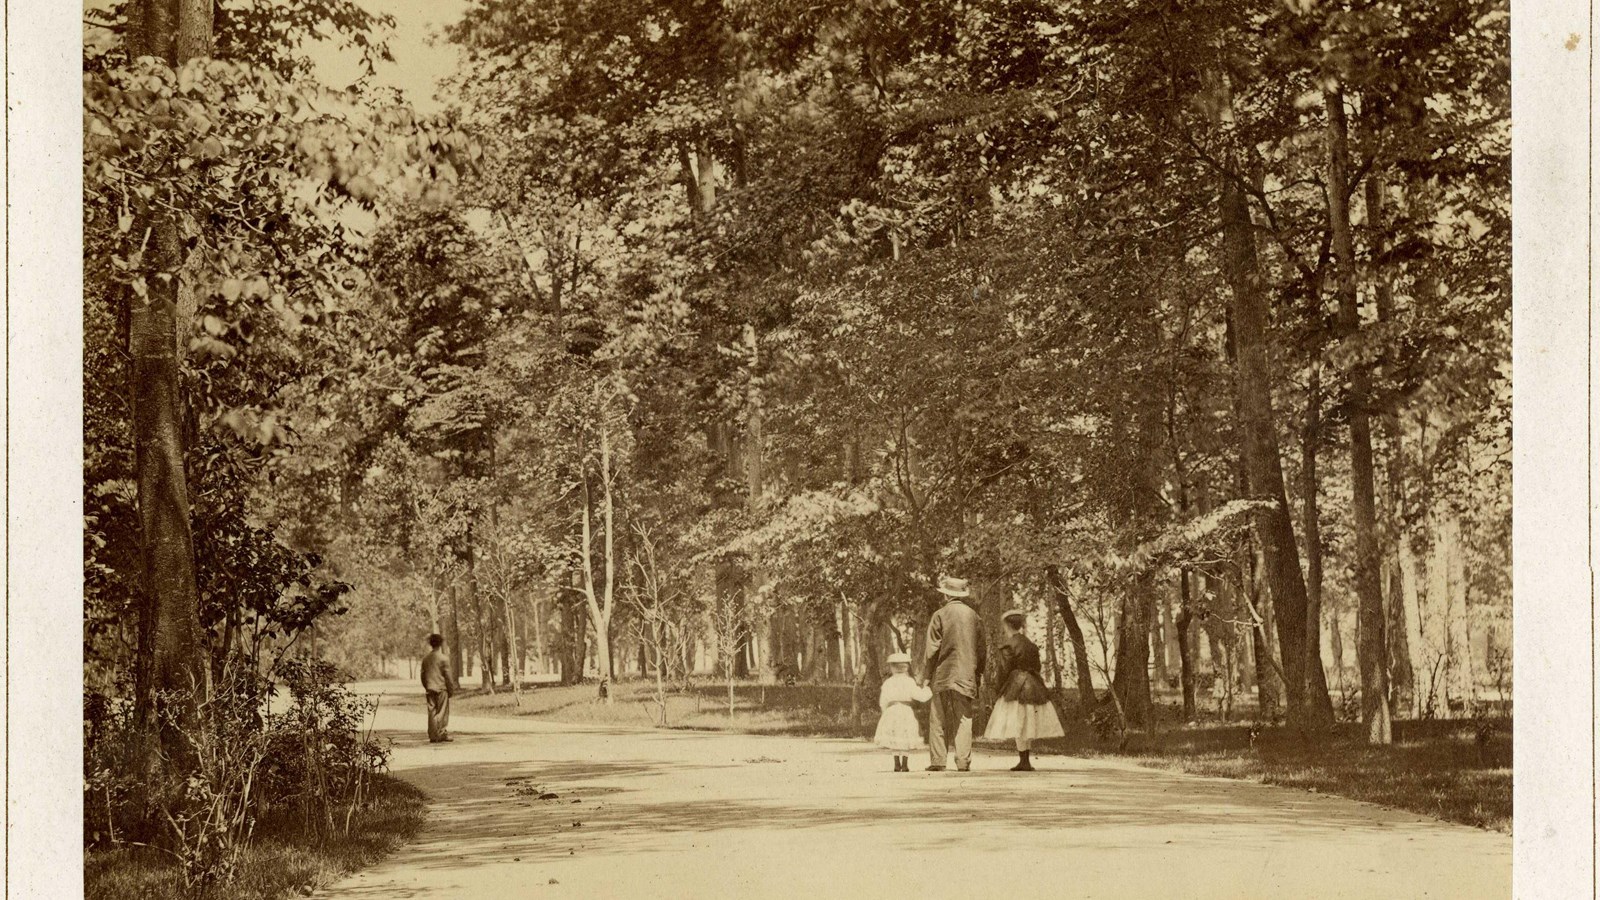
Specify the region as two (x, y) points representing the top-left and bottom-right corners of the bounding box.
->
(421, 633), (458, 743)
(921, 575), (987, 771)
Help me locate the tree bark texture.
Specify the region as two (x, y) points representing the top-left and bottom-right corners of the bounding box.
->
(1151, 594), (1170, 689)
(1176, 570), (1197, 721)
(1367, 174), (1418, 716)
(1326, 86), (1390, 744)
(126, 0), (213, 764)
(1111, 577), (1154, 728)
(1219, 152), (1331, 731)
(447, 582), (464, 677)
(578, 423), (616, 699)
(1301, 359), (1330, 704)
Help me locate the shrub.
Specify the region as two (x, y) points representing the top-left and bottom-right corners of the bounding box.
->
(1089, 698), (1125, 744)
(84, 656), (390, 896)
(84, 690), (149, 847)
(257, 658), (388, 840)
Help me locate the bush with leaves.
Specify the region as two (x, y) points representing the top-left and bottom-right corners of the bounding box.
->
(257, 658), (388, 839)
(84, 690), (146, 847)
(85, 657), (389, 893)
(84, 666), (274, 893)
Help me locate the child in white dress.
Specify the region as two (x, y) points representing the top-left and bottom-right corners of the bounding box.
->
(874, 652), (933, 771)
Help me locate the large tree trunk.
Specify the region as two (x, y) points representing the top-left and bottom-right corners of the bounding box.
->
(1368, 176), (1418, 717)
(127, 0), (212, 770)
(1111, 579), (1154, 728)
(447, 582), (464, 678)
(1176, 570), (1197, 721)
(1046, 566), (1100, 724)
(1301, 358), (1330, 706)
(742, 330), (768, 679)
(1218, 131), (1332, 731)
(1326, 86), (1390, 744)
(578, 424), (616, 700)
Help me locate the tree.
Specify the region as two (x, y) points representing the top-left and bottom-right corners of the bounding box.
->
(214, 0), (1509, 756)
(624, 520), (690, 723)
(1323, 83), (1389, 743)
(122, 0), (216, 767)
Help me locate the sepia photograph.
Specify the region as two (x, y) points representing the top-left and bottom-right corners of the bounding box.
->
(33, 0), (1572, 896)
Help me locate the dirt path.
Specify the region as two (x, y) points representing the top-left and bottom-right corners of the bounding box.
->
(317, 681), (1509, 900)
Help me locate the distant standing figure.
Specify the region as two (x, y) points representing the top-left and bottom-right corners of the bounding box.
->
(983, 609), (1065, 771)
(421, 633), (458, 743)
(922, 575), (987, 772)
(875, 651), (933, 772)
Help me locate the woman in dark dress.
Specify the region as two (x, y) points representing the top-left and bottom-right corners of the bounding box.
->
(983, 609), (1065, 771)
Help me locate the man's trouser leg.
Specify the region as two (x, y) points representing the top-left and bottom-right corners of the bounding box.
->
(928, 690), (949, 767)
(427, 690), (449, 741)
(950, 692), (974, 768)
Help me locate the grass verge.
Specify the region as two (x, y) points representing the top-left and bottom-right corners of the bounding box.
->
(1057, 718), (1511, 833)
(85, 774), (428, 900)
(416, 676), (1510, 833)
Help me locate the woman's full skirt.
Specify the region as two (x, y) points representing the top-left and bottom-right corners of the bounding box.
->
(984, 697), (1066, 742)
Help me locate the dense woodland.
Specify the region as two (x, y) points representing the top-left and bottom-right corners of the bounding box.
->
(86, 0), (1510, 778)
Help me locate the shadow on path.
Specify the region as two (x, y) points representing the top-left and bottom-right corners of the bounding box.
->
(372, 753), (1460, 877)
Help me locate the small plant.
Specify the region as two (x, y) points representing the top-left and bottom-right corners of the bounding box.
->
(1484, 646), (1512, 714)
(1468, 647), (1512, 766)
(1089, 697), (1127, 747)
(1468, 700), (1502, 765)
(1418, 650), (1448, 722)
(1339, 689), (1362, 724)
